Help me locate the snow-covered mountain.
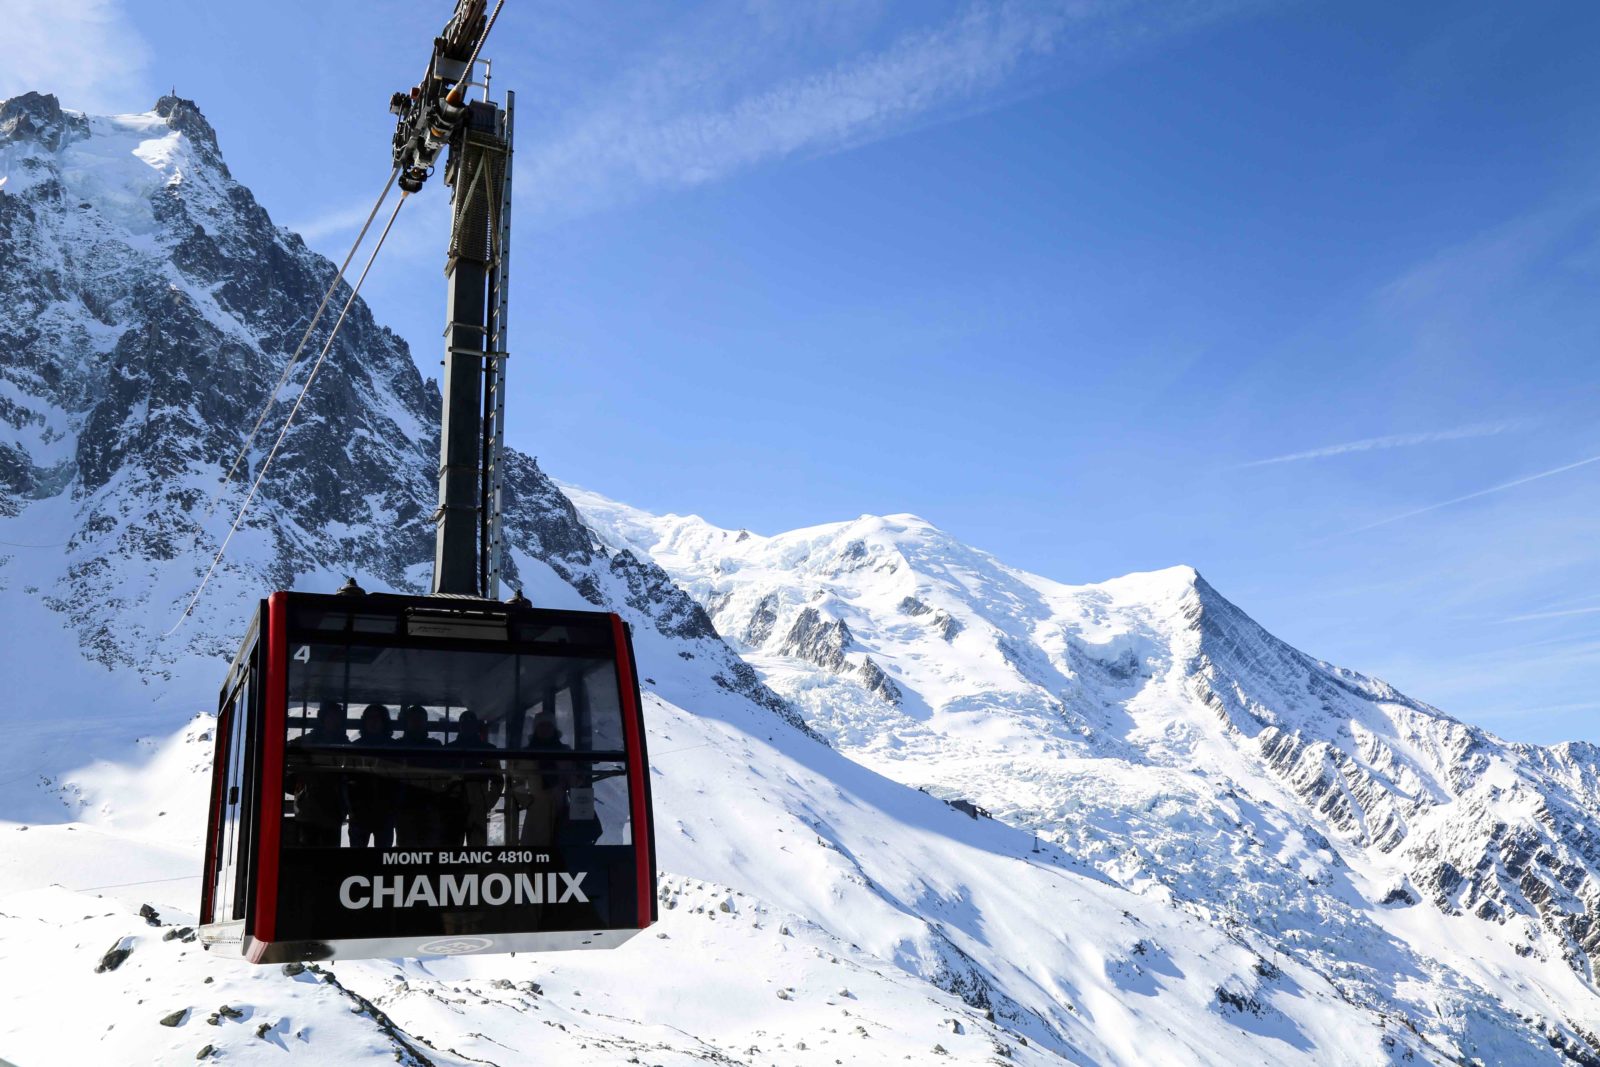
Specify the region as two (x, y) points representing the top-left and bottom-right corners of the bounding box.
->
(1, 91), (1598, 1065)
(566, 491), (1600, 1059)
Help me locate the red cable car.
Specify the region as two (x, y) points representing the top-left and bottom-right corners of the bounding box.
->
(198, 590), (657, 962)
(197, 1), (659, 962)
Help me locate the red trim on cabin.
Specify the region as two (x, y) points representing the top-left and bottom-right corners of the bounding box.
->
(253, 591), (290, 945)
(611, 614), (654, 929)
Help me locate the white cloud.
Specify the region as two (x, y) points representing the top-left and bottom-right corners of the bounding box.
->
(516, 0), (1265, 222)
(1239, 420), (1525, 468)
(0, 0), (150, 113)
(286, 201), (386, 243)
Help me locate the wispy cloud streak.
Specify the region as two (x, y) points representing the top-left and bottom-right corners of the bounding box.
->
(1500, 605), (1600, 624)
(1347, 452), (1600, 535)
(1239, 420), (1525, 468)
(518, 1), (1266, 223)
(287, 202), (385, 243)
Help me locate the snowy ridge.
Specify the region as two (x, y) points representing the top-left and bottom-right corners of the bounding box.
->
(0, 90), (1598, 1063)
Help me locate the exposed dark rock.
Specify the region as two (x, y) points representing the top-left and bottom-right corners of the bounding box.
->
(744, 593), (780, 645)
(1214, 986), (1264, 1016)
(315, 967), (439, 1066)
(0, 93), (88, 152)
(857, 657), (903, 705)
(95, 940), (131, 972)
(898, 596), (931, 616)
(778, 607), (852, 672)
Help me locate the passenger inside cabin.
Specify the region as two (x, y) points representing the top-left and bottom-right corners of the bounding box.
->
(444, 709), (503, 847)
(286, 701), (347, 847)
(304, 701), (349, 745)
(357, 702), (394, 744)
(394, 704), (445, 847)
(528, 714), (567, 751)
(515, 713), (571, 848)
(347, 703), (396, 848)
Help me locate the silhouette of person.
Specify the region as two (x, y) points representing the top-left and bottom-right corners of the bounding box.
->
(516, 713), (572, 849)
(286, 701), (347, 847)
(346, 703), (396, 848)
(443, 710), (503, 847)
(393, 704), (445, 847)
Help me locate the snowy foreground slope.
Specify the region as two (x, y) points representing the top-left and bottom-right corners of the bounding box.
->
(1, 91), (1598, 1064)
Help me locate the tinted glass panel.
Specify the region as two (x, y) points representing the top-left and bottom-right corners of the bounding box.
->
(285, 642), (625, 755)
(208, 695), (237, 921)
(275, 633), (639, 940)
(279, 751), (630, 851)
(206, 659), (256, 927)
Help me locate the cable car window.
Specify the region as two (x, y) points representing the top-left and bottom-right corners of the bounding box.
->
(281, 642), (633, 852)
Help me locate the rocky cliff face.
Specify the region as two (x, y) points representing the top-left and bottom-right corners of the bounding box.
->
(0, 91), (803, 732)
(1180, 574), (1600, 984)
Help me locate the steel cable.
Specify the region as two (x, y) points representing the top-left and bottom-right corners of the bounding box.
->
(164, 191), (411, 636)
(197, 168), (400, 528)
(448, 0), (507, 105)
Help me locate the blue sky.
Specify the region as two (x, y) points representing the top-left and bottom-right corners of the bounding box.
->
(8, 1), (1600, 744)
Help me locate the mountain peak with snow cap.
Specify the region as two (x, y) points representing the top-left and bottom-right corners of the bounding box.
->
(570, 490), (1600, 1009)
(0, 92), (87, 152)
(150, 93), (224, 159)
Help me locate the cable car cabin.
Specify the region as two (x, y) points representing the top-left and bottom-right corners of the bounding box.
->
(198, 590), (657, 963)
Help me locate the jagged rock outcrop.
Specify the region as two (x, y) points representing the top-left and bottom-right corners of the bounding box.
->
(777, 606), (852, 671)
(856, 656), (903, 705)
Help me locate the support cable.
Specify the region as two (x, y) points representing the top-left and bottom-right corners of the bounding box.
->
(199, 168), (400, 525)
(447, 0), (507, 106)
(164, 192), (411, 636)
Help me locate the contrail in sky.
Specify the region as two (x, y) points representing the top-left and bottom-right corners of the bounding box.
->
(1240, 421), (1521, 468)
(1501, 605), (1600, 623)
(1347, 452), (1600, 534)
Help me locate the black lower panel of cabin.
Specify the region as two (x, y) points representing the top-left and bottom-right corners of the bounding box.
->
(273, 845), (639, 944)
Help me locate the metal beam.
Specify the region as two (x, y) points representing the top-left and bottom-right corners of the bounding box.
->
(482, 89), (514, 599)
(432, 99), (508, 596)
